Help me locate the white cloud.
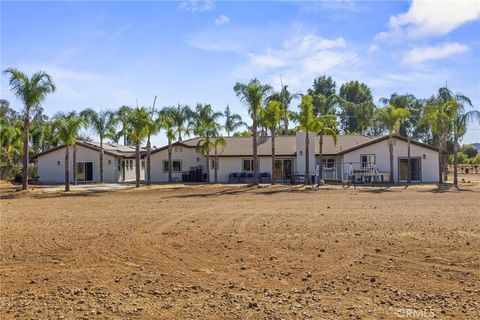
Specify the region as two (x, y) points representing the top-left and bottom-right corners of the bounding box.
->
(368, 44), (379, 53)
(236, 34), (355, 89)
(403, 42), (470, 63)
(377, 0), (480, 40)
(178, 1), (215, 12)
(215, 14), (230, 25)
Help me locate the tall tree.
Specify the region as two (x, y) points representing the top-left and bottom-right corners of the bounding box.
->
(315, 115), (338, 184)
(261, 100), (283, 185)
(159, 107), (176, 182)
(294, 95), (316, 185)
(171, 104), (193, 142)
(422, 87), (469, 184)
(212, 137), (227, 183)
(145, 97), (161, 186)
(4, 68), (55, 190)
(223, 104), (245, 137)
(268, 84), (300, 133)
(451, 99), (479, 188)
(234, 79), (272, 185)
(378, 105), (410, 183)
(53, 112), (86, 191)
(192, 104), (223, 183)
(81, 108), (117, 183)
(115, 105), (132, 145)
(127, 107), (149, 187)
(308, 75), (337, 116)
(338, 81), (374, 134)
(379, 93), (426, 184)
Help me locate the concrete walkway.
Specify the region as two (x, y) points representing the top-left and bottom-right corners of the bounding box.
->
(43, 183), (136, 192)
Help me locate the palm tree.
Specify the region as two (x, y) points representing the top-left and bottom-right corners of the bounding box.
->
(53, 112), (86, 191)
(261, 100), (283, 185)
(81, 108), (117, 183)
(159, 107), (176, 182)
(223, 105), (245, 137)
(451, 102), (479, 188)
(145, 97), (161, 186)
(192, 104), (223, 183)
(171, 104), (193, 142)
(212, 137), (227, 183)
(3, 68), (55, 190)
(422, 88), (467, 184)
(234, 79), (272, 185)
(127, 107), (149, 187)
(378, 105), (410, 183)
(294, 95), (316, 184)
(268, 84), (300, 133)
(315, 115), (338, 184)
(115, 105), (132, 145)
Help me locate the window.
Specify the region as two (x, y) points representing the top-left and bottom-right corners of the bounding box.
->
(163, 160), (182, 172)
(321, 158), (335, 168)
(75, 162), (93, 182)
(361, 154), (376, 168)
(129, 159), (134, 170)
(242, 159), (259, 172)
(118, 159), (121, 171)
(141, 160), (145, 170)
(108, 159), (111, 165)
(210, 158), (218, 169)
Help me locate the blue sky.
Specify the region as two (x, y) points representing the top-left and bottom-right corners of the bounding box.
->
(1, 0), (479, 146)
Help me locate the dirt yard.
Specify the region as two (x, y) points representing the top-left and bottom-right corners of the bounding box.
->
(1, 182), (479, 319)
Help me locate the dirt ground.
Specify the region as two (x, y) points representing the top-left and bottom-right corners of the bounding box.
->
(1, 180), (479, 319)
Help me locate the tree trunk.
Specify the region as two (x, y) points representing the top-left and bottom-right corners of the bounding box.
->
(146, 134), (151, 185)
(168, 138), (172, 182)
(318, 134), (324, 182)
(65, 146), (70, 192)
(407, 137), (411, 185)
(305, 131), (310, 185)
(214, 148), (218, 183)
(22, 114), (30, 190)
(135, 142), (140, 188)
(271, 133), (275, 185)
(100, 137), (104, 183)
(206, 148), (210, 183)
(389, 138), (394, 183)
(443, 152), (448, 183)
(453, 135), (459, 188)
(73, 143), (77, 185)
(252, 117), (258, 185)
(284, 112), (289, 134)
(438, 142), (443, 184)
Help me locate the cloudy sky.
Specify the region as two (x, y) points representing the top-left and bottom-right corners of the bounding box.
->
(1, 0), (479, 146)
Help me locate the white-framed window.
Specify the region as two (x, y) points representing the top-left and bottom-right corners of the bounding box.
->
(163, 160), (182, 172)
(129, 159), (134, 170)
(242, 159), (259, 172)
(361, 154), (376, 168)
(321, 158), (335, 168)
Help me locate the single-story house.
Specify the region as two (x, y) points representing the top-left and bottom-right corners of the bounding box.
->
(33, 141), (145, 183)
(149, 132), (439, 183)
(34, 132), (439, 184)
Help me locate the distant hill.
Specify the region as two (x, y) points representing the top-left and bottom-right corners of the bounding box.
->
(473, 143), (480, 151)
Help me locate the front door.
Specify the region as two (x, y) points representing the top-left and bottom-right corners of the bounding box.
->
(398, 158), (421, 181)
(76, 162), (93, 182)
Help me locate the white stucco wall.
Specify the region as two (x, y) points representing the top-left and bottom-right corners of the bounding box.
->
(296, 132), (317, 176)
(341, 138), (439, 182)
(37, 145), (120, 183)
(151, 146), (205, 182)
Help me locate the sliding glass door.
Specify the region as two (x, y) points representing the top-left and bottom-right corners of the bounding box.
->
(398, 158), (421, 181)
(76, 162), (93, 182)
